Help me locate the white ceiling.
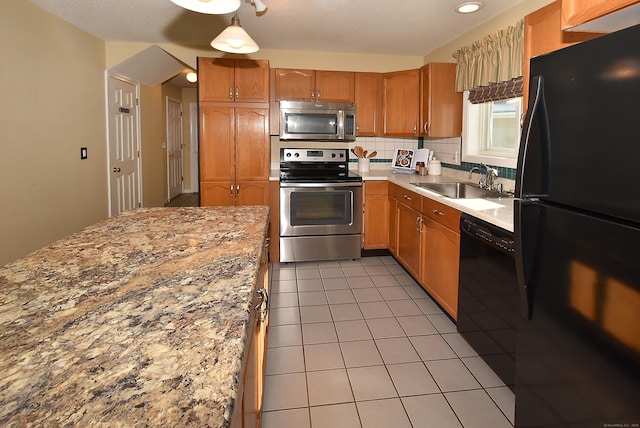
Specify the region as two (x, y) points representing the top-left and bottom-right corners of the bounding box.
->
(29, 0), (526, 56)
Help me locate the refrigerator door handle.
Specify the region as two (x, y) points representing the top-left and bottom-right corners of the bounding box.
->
(515, 75), (551, 199)
(514, 199), (541, 320)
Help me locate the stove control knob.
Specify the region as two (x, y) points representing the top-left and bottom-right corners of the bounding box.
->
(286, 152), (292, 157)
(331, 153), (336, 158)
(294, 153), (300, 157)
(339, 153), (344, 158)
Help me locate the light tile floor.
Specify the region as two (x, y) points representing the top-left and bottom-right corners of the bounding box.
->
(263, 257), (514, 428)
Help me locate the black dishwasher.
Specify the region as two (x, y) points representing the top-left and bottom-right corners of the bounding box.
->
(457, 213), (518, 392)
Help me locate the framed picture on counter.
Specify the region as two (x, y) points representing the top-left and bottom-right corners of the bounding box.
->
(392, 148), (415, 173)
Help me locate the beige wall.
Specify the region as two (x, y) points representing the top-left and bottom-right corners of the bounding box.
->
(424, 0), (554, 63)
(107, 43), (424, 73)
(0, 1), (107, 266)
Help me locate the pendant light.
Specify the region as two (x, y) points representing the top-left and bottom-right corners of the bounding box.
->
(211, 13), (259, 53)
(170, 0), (240, 15)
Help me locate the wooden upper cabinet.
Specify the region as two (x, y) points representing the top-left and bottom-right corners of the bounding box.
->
(274, 69), (355, 102)
(199, 58), (269, 103)
(274, 68), (314, 101)
(235, 107), (270, 181)
(524, 0), (600, 103)
(419, 63), (462, 138)
(199, 105), (235, 182)
(382, 69), (420, 137)
(354, 72), (382, 136)
(561, 0), (639, 31)
(315, 71), (355, 103)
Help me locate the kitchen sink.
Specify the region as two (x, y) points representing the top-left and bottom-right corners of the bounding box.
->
(412, 182), (503, 199)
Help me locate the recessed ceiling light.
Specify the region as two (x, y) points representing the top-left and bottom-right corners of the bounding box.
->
(456, 2), (483, 14)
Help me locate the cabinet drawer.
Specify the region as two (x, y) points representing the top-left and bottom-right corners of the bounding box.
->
(365, 181), (388, 195)
(422, 197), (461, 231)
(396, 188), (422, 212)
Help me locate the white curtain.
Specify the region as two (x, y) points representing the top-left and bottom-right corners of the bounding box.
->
(452, 20), (524, 92)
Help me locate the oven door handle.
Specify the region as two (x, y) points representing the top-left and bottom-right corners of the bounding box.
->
(280, 181), (362, 188)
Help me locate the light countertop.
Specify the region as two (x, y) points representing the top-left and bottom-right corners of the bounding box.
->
(270, 167), (515, 232)
(0, 206), (269, 427)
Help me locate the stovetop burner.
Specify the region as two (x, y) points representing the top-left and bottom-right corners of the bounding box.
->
(280, 148), (362, 183)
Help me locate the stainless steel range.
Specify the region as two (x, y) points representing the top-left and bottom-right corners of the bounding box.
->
(279, 148), (363, 263)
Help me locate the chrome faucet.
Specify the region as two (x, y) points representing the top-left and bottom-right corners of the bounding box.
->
(468, 166), (481, 178)
(469, 163), (500, 191)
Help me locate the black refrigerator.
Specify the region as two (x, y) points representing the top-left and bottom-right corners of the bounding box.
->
(514, 23), (640, 427)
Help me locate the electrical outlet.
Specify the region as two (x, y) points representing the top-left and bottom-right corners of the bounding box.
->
(80, 147), (88, 160)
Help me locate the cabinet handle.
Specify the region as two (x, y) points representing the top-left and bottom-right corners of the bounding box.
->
(423, 122), (429, 133)
(311, 89), (315, 101)
(432, 209), (445, 216)
(229, 87), (233, 100)
(403, 195), (412, 201)
(317, 90), (321, 100)
(235, 87), (239, 100)
(265, 237), (270, 248)
(415, 216), (423, 232)
(230, 184), (234, 196)
(413, 123), (417, 135)
(236, 184), (240, 197)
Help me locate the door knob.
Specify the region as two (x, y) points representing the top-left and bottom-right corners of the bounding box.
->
(113, 167), (121, 173)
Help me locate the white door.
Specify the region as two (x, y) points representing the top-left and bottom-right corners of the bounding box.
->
(108, 76), (141, 217)
(167, 98), (183, 201)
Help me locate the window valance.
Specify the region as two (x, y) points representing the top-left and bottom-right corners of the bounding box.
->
(452, 20), (524, 93)
(468, 76), (523, 104)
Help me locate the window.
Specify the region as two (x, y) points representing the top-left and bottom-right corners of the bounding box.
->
(462, 91), (523, 168)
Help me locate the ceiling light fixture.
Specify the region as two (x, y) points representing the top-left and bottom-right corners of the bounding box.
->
(170, 0), (240, 15)
(456, 2), (483, 14)
(211, 13), (259, 53)
(186, 72), (198, 83)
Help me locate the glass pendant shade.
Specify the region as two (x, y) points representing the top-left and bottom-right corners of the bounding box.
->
(211, 16), (259, 53)
(170, 0), (240, 15)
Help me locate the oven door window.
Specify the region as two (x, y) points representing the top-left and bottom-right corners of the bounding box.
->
(285, 113), (338, 135)
(290, 190), (352, 226)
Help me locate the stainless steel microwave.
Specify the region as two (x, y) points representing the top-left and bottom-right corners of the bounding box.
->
(279, 101), (356, 141)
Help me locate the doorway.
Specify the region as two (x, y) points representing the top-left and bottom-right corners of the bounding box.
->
(166, 97), (184, 201)
(107, 75), (141, 217)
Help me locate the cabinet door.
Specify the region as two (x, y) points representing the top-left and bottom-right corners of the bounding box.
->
(396, 202), (421, 278)
(235, 60), (270, 103)
(274, 68), (315, 101)
(355, 72), (382, 136)
(236, 181), (270, 206)
(561, 0), (638, 30)
(235, 107), (270, 181)
(200, 106), (234, 182)
(383, 69), (420, 136)
(419, 63), (462, 137)
(388, 196), (397, 256)
(364, 194), (389, 249)
(315, 71), (355, 103)
(200, 181), (235, 206)
(420, 217), (460, 319)
(199, 58), (235, 102)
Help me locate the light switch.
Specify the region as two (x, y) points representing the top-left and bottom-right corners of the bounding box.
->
(80, 147), (88, 160)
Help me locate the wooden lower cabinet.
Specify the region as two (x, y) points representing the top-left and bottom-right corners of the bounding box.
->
(201, 181), (270, 207)
(232, 241), (269, 428)
(385, 182), (462, 320)
(363, 181), (389, 249)
(419, 217), (460, 319)
(395, 202), (422, 279)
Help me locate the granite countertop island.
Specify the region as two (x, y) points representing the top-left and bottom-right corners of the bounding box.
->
(0, 206), (269, 427)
